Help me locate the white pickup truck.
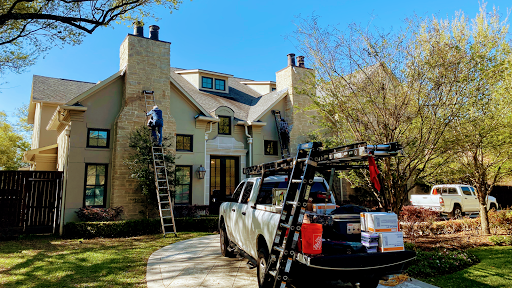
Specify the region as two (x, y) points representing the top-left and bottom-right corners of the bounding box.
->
(219, 176), (415, 288)
(410, 184), (498, 218)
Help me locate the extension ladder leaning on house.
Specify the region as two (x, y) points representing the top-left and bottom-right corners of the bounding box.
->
(143, 90), (177, 236)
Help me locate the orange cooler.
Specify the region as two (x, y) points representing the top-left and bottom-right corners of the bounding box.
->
(301, 223), (323, 254)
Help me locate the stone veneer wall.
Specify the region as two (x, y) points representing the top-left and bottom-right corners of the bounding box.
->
(276, 66), (317, 155)
(112, 34), (177, 219)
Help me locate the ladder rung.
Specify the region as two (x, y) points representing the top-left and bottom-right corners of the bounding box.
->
(159, 194), (169, 196)
(163, 224), (174, 226)
(280, 223), (291, 229)
(296, 158), (308, 162)
(154, 153), (164, 155)
(160, 201), (170, 204)
(286, 201), (298, 206)
(274, 246), (284, 253)
(162, 216), (173, 219)
(161, 209), (171, 211)
(269, 270), (277, 277)
(155, 166), (165, 168)
(291, 179), (302, 183)
(157, 179), (167, 181)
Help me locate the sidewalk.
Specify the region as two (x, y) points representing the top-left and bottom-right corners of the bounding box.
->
(146, 234), (437, 288)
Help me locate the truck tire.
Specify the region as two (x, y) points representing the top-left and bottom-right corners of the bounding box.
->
(257, 247), (272, 288)
(220, 221), (236, 258)
(449, 205), (463, 219)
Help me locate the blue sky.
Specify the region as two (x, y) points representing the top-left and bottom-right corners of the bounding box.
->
(1, 0), (510, 123)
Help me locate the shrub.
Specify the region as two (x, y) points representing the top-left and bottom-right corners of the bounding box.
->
(488, 209), (512, 235)
(75, 206), (124, 222)
(400, 206), (440, 239)
(489, 235), (512, 245)
(64, 216), (219, 239)
(405, 249), (479, 278)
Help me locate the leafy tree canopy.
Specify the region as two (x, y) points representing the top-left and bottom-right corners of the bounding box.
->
(0, 111), (30, 170)
(0, 0), (183, 75)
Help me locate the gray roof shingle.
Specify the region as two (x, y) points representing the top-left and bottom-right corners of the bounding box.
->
(171, 68), (286, 121)
(32, 75), (96, 103)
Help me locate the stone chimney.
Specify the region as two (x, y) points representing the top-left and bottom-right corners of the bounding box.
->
(115, 29), (176, 219)
(287, 53), (296, 67)
(276, 53), (317, 154)
(133, 22), (144, 37)
(149, 25), (160, 40)
(297, 56), (305, 68)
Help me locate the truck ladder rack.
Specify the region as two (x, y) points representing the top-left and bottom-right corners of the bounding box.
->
(246, 141), (402, 288)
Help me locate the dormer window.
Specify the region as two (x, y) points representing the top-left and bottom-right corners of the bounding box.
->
(215, 79), (225, 91)
(176, 69), (231, 93)
(202, 77), (213, 89)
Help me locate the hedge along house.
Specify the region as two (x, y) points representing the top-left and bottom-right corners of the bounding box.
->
(24, 25), (318, 225)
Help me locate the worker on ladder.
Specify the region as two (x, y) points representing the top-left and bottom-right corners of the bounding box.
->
(147, 105), (163, 146)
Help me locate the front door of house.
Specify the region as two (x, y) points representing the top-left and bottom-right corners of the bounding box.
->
(210, 156), (239, 210)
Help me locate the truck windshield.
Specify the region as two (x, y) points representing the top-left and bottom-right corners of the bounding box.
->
(256, 181), (329, 204)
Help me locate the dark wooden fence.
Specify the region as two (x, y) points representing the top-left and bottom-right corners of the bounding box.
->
(0, 171), (64, 235)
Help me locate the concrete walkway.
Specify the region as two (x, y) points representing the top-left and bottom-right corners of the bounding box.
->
(146, 235), (437, 288)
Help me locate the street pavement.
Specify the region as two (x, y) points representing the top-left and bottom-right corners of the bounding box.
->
(146, 234), (438, 288)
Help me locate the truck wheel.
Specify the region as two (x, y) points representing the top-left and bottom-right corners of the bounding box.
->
(449, 205), (463, 219)
(490, 204), (497, 211)
(220, 221), (235, 258)
(257, 247), (272, 288)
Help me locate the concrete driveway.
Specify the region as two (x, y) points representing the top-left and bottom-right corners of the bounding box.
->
(146, 234), (437, 288)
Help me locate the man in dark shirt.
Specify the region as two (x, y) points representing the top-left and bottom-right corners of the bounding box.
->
(146, 105), (163, 146)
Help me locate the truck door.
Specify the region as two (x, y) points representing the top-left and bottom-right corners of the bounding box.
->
(234, 181), (255, 250)
(226, 181), (245, 241)
(460, 186), (478, 212)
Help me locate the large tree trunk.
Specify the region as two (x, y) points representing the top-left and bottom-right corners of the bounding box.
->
(479, 198), (490, 235)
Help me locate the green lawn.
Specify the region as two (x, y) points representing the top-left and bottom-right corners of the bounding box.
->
(424, 246), (512, 288)
(0, 232), (212, 288)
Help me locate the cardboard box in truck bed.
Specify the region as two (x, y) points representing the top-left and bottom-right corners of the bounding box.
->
(378, 232), (404, 252)
(360, 212), (399, 232)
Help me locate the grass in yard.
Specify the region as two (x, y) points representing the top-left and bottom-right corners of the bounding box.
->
(0, 232), (213, 287)
(423, 246), (512, 288)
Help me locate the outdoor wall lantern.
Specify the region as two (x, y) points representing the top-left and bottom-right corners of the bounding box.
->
(197, 165), (207, 179)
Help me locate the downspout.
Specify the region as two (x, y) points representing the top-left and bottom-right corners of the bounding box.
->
(204, 122), (213, 205)
(58, 108), (71, 236)
(244, 122), (253, 167)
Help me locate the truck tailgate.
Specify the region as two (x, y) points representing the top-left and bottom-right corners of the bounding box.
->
(410, 194), (439, 209)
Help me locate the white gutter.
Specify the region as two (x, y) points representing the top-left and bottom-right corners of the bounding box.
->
(204, 122), (213, 205)
(244, 122), (253, 167)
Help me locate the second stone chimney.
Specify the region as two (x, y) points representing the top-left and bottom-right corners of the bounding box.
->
(297, 56), (305, 68)
(149, 25), (160, 40)
(287, 53), (296, 67)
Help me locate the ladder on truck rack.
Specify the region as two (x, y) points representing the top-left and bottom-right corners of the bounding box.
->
(144, 90), (177, 236)
(272, 110), (291, 159)
(243, 141), (403, 288)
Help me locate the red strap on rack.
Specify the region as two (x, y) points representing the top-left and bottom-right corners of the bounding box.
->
(368, 156), (381, 192)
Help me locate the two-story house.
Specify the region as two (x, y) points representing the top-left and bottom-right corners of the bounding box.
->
(24, 25), (319, 223)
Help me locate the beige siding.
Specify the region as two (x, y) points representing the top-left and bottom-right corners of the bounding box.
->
(62, 77), (123, 223)
(169, 85), (207, 205)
